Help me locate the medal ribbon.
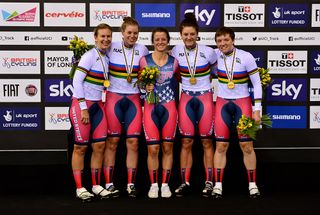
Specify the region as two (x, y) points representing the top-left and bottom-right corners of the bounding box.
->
(122, 42), (135, 78)
(184, 45), (198, 78)
(95, 48), (109, 88)
(223, 49), (236, 84)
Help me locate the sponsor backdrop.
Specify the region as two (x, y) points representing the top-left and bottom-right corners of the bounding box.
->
(0, 0), (319, 164)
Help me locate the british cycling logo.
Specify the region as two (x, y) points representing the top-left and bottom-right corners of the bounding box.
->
(93, 10), (128, 21)
(1, 7), (36, 22)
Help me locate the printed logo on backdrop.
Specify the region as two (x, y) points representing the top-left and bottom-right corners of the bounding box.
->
(0, 51), (40, 74)
(266, 106), (307, 129)
(310, 106), (320, 129)
(250, 50), (265, 68)
(180, 4), (221, 28)
(0, 79), (41, 102)
(269, 4), (309, 27)
(310, 79), (320, 102)
(135, 3), (176, 27)
(224, 4), (264, 27)
(45, 79), (73, 103)
(0, 3), (39, 26)
(44, 3), (85, 27)
(267, 51), (307, 74)
(90, 3), (130, 27)
(45, 51), (73, 74)
(45, 107), (71, 130)
(310, 50), (320, 74)
(266, 78), (307, 102)
(0, 107), (40, 130)
(312, 4), (320, 27)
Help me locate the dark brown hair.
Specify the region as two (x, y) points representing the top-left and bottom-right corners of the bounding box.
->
(151, 27), (170, 43)
(179, 13), (199, 34)
(215, 26), (235, 41)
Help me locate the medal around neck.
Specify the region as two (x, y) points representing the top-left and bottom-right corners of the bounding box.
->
(189, 76), (197, 85)
(227, 81), (235, 89)
(103, 80), (110, 88)
(127, 75), (132, 83)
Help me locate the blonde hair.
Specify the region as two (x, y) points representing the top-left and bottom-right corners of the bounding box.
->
(121, 16), (139, 32)
(94, 23), (112, 37)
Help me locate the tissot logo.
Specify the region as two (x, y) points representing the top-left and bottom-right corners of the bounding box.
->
(224, 4), (264, 27)
(267, 78), (307, 101)
(310, 79), (320, 101)
(180, 4), (221, 28)
(266, 106), (306, 129)
(268, 51), (307, 74)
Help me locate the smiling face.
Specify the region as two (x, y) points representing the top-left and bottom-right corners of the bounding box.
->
(122, 24), (139, 48)
(152, 32), (169, 53)
(215, 33), (235, 55)
(94, 28), (112, 51)
(181, 26), (198, 49)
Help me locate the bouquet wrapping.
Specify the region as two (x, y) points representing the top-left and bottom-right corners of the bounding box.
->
(68, 36), (94, 78)
(135, 66), (160, 104)
(237, 114), (272, 140)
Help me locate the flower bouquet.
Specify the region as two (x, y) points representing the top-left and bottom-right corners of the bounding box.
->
(135, 66), (160, 104)
(258, 67), (273, 89)
(68, 35), (94, 78)
(237, 114), (272, 140)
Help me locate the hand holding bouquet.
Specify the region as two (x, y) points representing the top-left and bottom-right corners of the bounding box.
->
(237, 114), (272, 140)
(258, 67), (273, 89)
(68, 35), (94, 78)
(135, 66), (160, 104)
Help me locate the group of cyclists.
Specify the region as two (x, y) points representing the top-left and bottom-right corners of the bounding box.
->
(69, 13), (263, 202)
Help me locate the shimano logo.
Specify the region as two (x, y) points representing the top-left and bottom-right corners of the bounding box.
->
(271, 80), (302, 100)
(185, 6), (215, 26)
(272, 114), (301, 120)
(142, 13), (170, 18)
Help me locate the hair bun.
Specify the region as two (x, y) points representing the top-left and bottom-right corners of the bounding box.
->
(184, 12), (197, 23)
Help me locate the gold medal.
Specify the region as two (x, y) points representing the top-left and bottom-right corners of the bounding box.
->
(127, 75), (132, 83)
(189, 76), (197, 85)
(227, 81), (235, 89)
(103, 80), (110, 88)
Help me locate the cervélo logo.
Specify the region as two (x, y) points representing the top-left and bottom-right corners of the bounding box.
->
(266, 106), (306, 129)
(135, 4), (176, 27)
(44, 3), (86, 27)
(267, 78), (307, 102)
(267, 51), (307, 74)
(45, 79), (73, 102)
(224, 4), (264, 27)
(180, 4), (221, 28)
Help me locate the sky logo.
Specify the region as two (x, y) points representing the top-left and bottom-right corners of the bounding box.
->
(135, 4), (176, 27)
(180, 4), (221, 28)
(45, 79), (73, 102)
(267, 78), (307, 102)
(266, 106), (306, 129)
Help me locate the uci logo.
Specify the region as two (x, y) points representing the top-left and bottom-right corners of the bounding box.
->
(184, 6), (215, 26)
